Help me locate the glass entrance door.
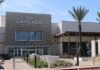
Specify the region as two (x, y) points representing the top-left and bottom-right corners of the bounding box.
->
(14, 49), (21, 57)
(37, 47), (44, 55)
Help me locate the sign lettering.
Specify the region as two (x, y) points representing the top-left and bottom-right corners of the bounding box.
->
(16, 16), (41, 24)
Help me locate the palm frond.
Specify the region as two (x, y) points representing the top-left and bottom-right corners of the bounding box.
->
(0, 0), (4, 3)
(97, 12), (100, 18)
(96, 18), (100, 22)
(68, 11), (77, 20)
(97, 12), (100, 23)
(69, 6), (89, 22)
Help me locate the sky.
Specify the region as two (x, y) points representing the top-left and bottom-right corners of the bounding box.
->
(0, 0), (100, 23)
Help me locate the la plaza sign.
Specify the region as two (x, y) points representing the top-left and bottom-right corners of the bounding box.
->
(16, 19), (42, 24)
(16, 16), (42, 24)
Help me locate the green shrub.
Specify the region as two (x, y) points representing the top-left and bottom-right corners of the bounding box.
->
(24, 57), (73, 68)
(36, 60), (48, 68)
(41, 61), (48, 67)
(65, 61), (73, 67)
(55, 60), (73, 67)
(25, 57), (48, 68)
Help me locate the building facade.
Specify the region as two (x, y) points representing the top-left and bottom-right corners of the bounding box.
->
(0, 12), (100, 57)
(3, 12), (53, 57)
(52, 21), (100, 57)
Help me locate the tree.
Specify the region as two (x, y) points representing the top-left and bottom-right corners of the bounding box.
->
(69, 6), (89, 66)
(0, 0), (4, 4)
(96, 12), (100, 23)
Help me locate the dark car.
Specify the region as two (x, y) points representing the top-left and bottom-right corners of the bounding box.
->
(0, 54), (12, 60)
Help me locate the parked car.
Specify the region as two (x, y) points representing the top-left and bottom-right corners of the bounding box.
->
(0, 54), (12, 60)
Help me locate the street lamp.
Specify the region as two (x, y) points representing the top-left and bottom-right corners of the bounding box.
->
(13, 49), (15, 70)
(26, 32), (29, 63)
(26, 43), (29, 63)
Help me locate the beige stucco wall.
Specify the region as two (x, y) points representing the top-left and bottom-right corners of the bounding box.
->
(50, 43), (60, 55)
(61, 21), (100, 33)
(0, 16), (6, 54)
(57, 36), (100, 43)
(0, 16), (6, 27)
(60, 36), (97, 42)
(51, 23), (58, 36)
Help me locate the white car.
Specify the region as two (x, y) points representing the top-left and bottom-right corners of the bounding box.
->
(0, 59), (4, 65)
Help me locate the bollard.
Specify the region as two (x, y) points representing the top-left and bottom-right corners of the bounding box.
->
(27, 54), (28, 63)
(34, 55), (37, 68)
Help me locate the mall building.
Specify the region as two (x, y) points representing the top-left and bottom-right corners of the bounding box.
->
(0, 12), (100, 57)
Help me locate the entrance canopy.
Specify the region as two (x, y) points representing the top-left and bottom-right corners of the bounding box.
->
(54, 31), (100, 37)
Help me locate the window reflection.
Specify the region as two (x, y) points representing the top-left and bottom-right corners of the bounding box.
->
(15, 31), (42, 41)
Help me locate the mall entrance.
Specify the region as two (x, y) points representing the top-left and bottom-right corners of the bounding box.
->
(63, 42), (91, 57)
(6, 46), (49, 57)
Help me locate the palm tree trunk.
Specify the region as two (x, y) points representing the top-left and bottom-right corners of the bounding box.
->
(76, 21), (82, 66)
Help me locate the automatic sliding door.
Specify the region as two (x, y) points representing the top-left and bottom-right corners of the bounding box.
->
(14, 49), (21, 57)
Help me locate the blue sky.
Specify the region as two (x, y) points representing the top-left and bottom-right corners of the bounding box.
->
(0, 0), (100, 23)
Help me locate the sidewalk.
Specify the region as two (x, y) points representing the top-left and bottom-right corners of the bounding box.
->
(2, 58), (100, 70)
(2, 58), (59, 70)
(2, 58), (33, 70)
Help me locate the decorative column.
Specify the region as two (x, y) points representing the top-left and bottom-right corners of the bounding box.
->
(5, 47), (8, 54)
(68, 33), (70, 55)
(59, 43), (63, 55)
(91, 40), (96, 57)
(98, 39), (100, 55)
(21, 47), (23, 57)
(48, 47), (51, 55)
(59, 37), (63, 55)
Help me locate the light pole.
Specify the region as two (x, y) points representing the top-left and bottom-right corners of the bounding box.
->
(13, 49), (15, 70)
(26, 33), (29, 63)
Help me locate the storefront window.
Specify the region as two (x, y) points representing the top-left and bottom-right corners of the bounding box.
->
(35, 31), (42, 41)
(15, 31), (42, 41)
(15, 31), (27, 41)
(28, 32), (36, 41)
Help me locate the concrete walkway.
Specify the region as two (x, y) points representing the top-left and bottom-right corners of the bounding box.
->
(2, 58), (100, 70)
(2, 58), (58, 70)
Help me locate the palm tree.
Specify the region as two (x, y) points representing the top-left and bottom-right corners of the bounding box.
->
(0, 0), (4, 4)
(96, 12), (100, 23)
(69, 6), (89, 66)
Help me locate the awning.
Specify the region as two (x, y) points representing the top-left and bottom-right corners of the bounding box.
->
(54, 31), (100, 37)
